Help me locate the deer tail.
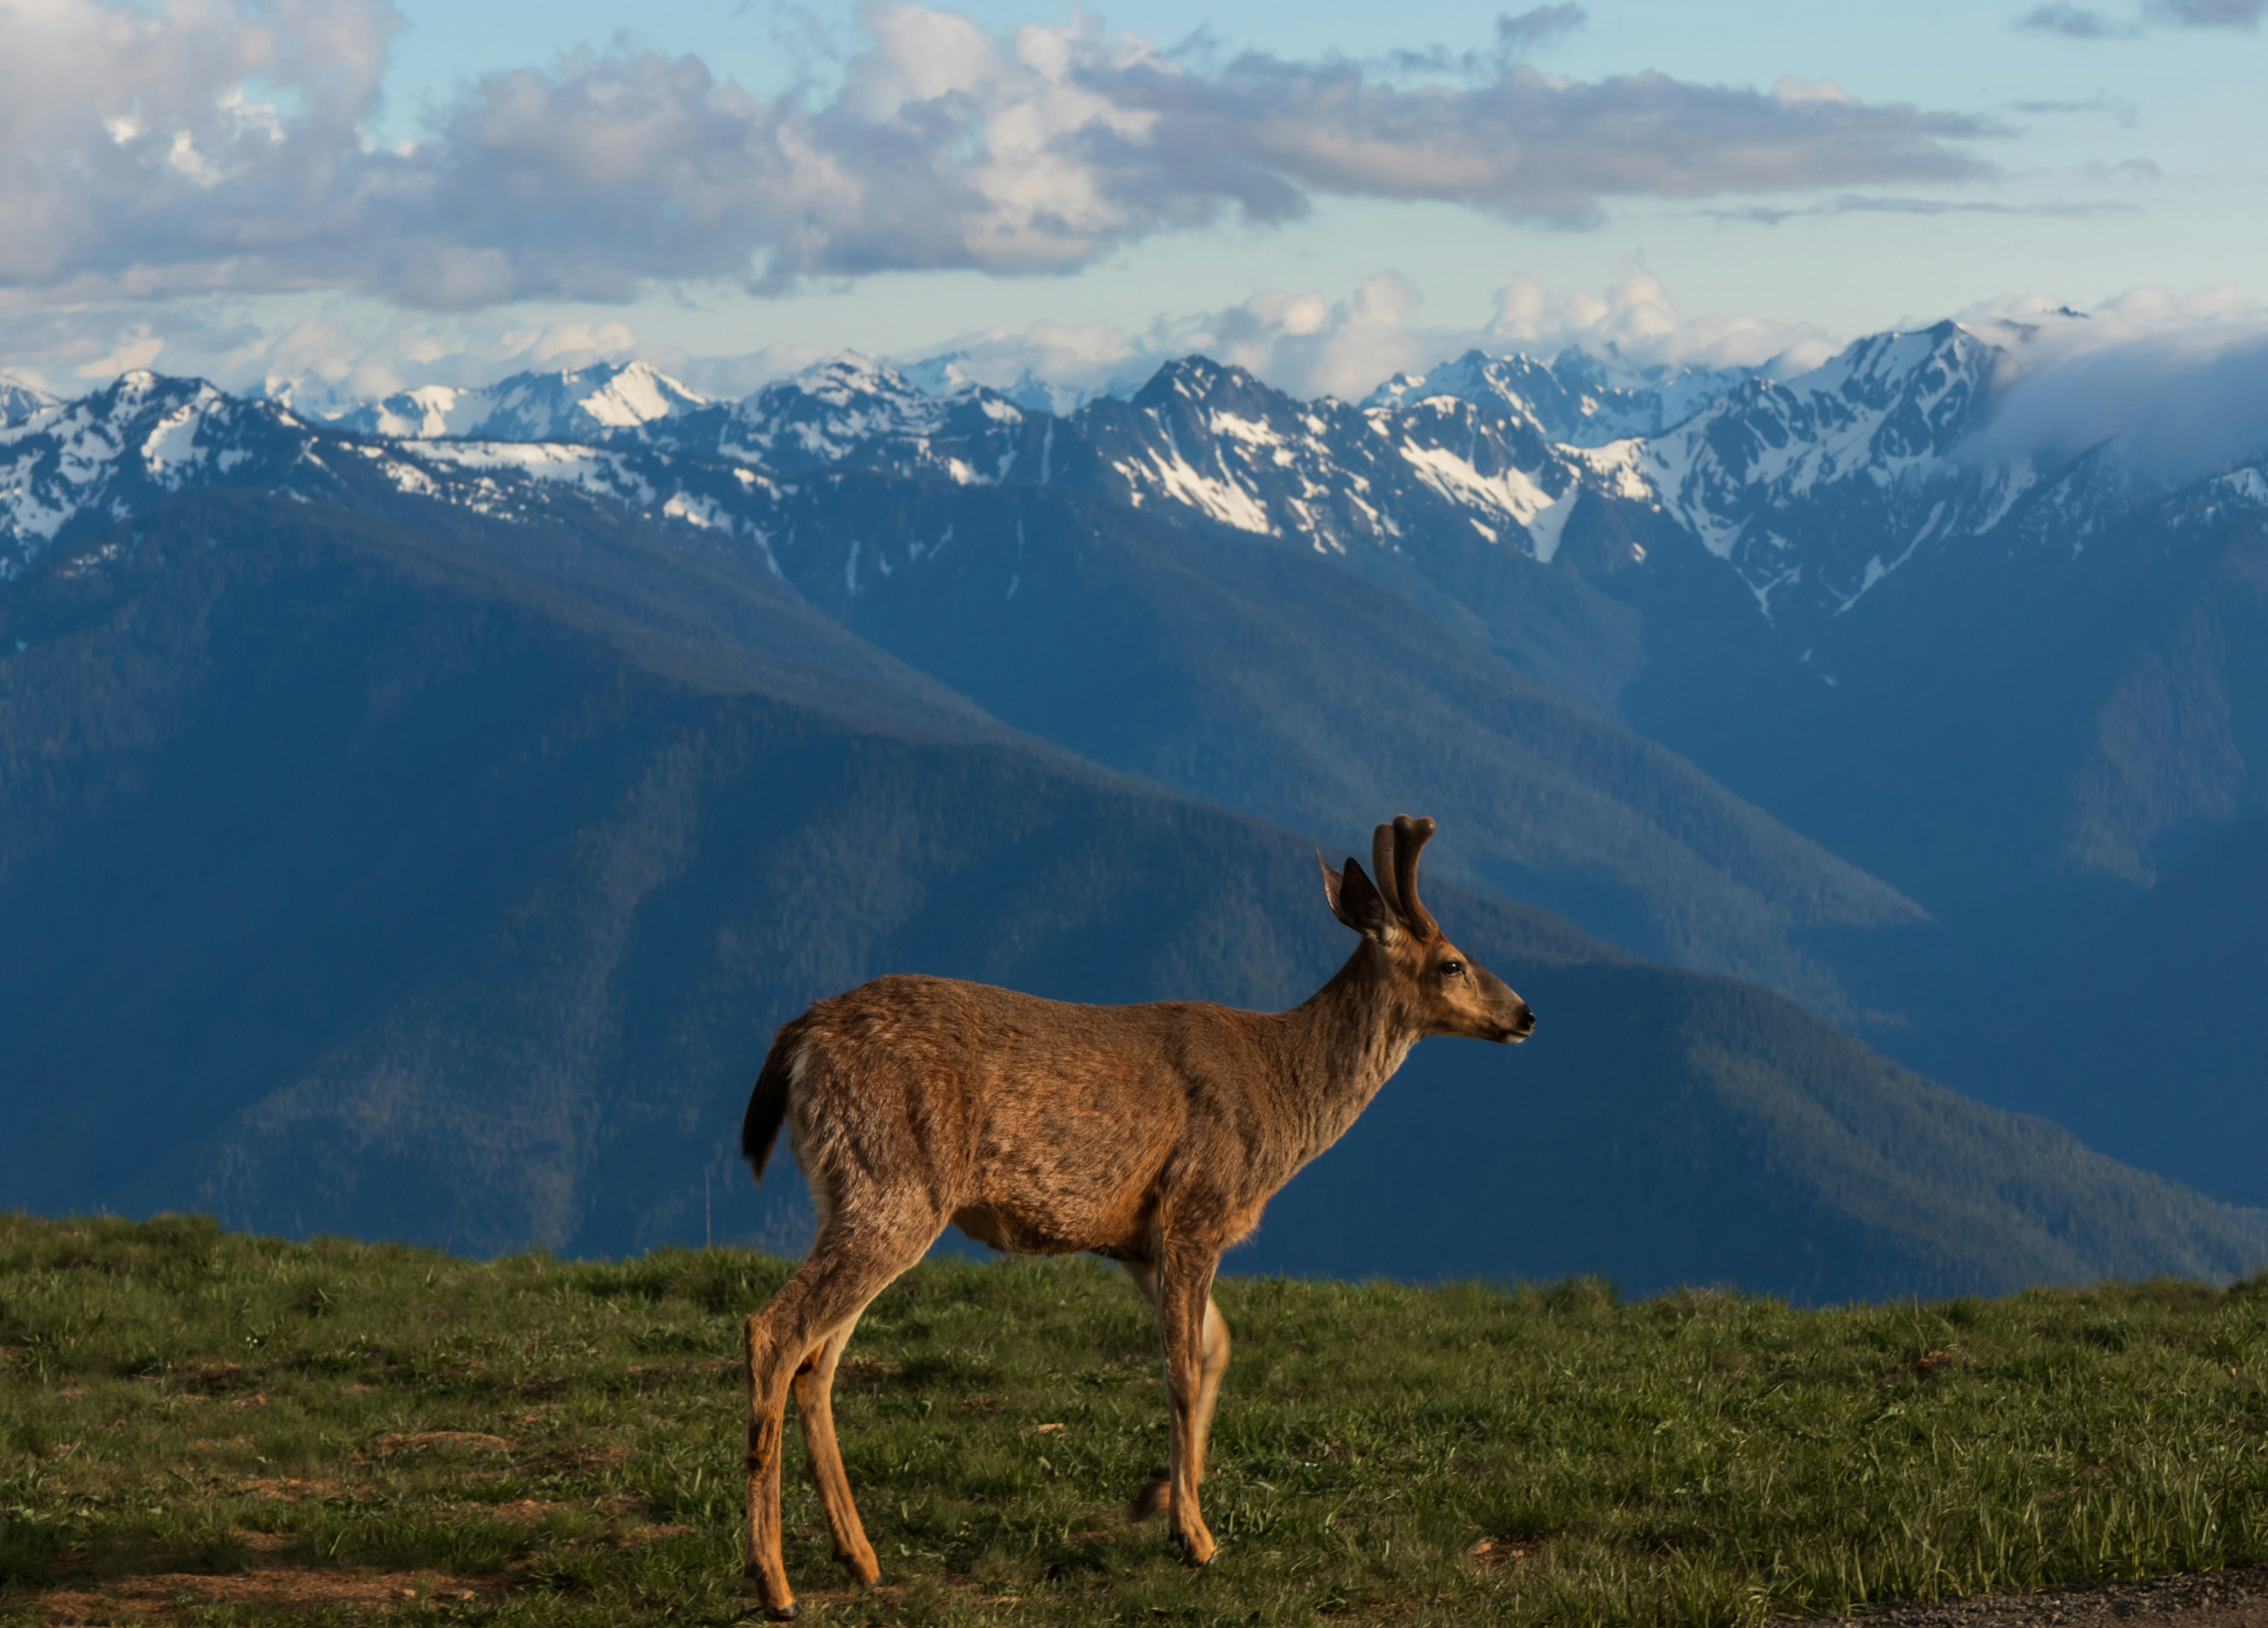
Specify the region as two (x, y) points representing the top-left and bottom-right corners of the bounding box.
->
(740, 1024), (803, 1183)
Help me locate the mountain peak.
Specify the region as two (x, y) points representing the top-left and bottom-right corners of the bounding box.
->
(1364, 348), (1752, 445)
(330, 360), (707, 444)
(0, 374), (59, 427)
(777, 351), (926, 406)
(1130, 354), (1273, 410)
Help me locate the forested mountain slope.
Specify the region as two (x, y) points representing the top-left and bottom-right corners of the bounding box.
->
(0, 492), (2260, 1299)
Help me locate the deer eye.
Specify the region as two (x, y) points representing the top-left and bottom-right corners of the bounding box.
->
(1439, 960), (1465, 980)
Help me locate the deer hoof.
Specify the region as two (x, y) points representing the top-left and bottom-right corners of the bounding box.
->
(1130, 1472), (1171, 1520)
(741, 1563), (796, 1620)
(1173, 1530), (1218, 1567)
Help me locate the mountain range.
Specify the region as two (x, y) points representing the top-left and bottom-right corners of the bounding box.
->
(5, 322), (2268, 1294)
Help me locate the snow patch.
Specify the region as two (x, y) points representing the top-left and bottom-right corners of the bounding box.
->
(1396, 441), (1558, 527)
(2215, 467), (2268, 505)
(1141, 435), (1272, 533)
(1524, 488), (1581, 565)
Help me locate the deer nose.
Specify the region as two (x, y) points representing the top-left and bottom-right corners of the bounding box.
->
(1508, 1002), (1536, 1039)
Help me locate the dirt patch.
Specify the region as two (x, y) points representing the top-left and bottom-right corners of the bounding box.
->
(1881, 1349), (1957, 1385)
(183, 1436), (254, 1453)
(1816, 1563), (2268, 1627)
(1467, 1537), (1543, 1572)
(539, 1443), (631, 1472)
(38, 1564), (496, 1624)
(240, 1476), (357, 1502)
(175, 1362), (255, 1395)
(620, 1524), (695, 1545)
(371, 1430), (512, 1457)
(484, 1498), (560, 1526)
(626, 1359), (734, 1377)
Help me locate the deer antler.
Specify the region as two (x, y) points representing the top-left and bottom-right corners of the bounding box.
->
(1370, 824), (1405, 923)
(1390, 814), (1438, 940)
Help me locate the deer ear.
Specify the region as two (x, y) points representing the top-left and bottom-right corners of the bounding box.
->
(1320, 852), (1396, 939)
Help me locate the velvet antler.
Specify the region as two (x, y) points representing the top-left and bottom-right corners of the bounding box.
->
(1389, 814), (1438, 940)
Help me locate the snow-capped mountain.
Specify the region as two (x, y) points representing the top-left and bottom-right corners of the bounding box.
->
(704, 353), (1034, 481)
(898, 353), (1099, 415)
(0, 368), (787, 581)
(14, 327), (2268, 672)
(1366, 349), (1755, 445)
(0, 375), (58, 427)
(1068, 356), (1648, 566)
(330, 360), (710, 443)
(1636, 322), (2032, 637)
(0, 371), (310, 573)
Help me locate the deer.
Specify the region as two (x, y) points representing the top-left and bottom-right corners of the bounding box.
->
(734, 814), (1535, 1619)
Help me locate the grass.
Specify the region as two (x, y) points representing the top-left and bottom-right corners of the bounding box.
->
(0, 1213), (2264, 1627)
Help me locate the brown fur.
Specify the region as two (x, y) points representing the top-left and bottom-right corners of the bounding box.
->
(735, 815), (1533, 1619)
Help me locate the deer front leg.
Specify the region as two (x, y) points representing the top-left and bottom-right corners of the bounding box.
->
(1152, 1248), (1223, 1564)
(1125, 1261), (1231, 1521)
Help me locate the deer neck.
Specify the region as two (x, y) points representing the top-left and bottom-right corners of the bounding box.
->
(1278, 944), (1423, 1161)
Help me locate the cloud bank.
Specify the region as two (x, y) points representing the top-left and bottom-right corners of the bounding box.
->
(888, 260), (1836, 405)
(0, 261), (1840, 411)
(1962, 288), (2268, 487)
(2, 0), (1999, 308)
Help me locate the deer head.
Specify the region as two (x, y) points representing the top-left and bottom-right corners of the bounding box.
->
(1318, 815), (1536, 1044)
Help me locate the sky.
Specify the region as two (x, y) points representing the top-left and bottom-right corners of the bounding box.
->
(2, 0), (2265, 408)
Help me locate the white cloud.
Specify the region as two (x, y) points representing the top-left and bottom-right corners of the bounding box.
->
(0, 259), (1822, 408)
(0, 0), (1999, 309)
(74, 329), (168, 378)
(0, 0), (397, 289)
(1959, 287), (2268, 485)
(0, 291), (663, 408)
(1485, 260), (1838, 374)
(896, 260), (1837, 405)
(1772, 76), (1857, 108)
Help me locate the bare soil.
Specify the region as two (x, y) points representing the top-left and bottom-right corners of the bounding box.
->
(36, 1566), (497, 1625)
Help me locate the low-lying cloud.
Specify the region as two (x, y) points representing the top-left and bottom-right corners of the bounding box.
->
(891, 260), (1837, 405)
(0, 261), (1840, 411)
(1962, 288), (2268, 487)
(2, 0), (2000, 308)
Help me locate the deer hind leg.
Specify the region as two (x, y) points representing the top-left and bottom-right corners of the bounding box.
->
(743, 1225), (932, 1620)
(1152, 1248), (1225, 1564)
(1124, 1261), (1232, 1523)
(792, 1316), (881, 1585)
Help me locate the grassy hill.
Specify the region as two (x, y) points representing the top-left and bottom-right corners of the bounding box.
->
(2, 1213), (2264, 1628)
(1, 492), (2264, 1299)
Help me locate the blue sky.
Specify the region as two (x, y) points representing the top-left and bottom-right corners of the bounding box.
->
(1, 0), (2262, 403)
